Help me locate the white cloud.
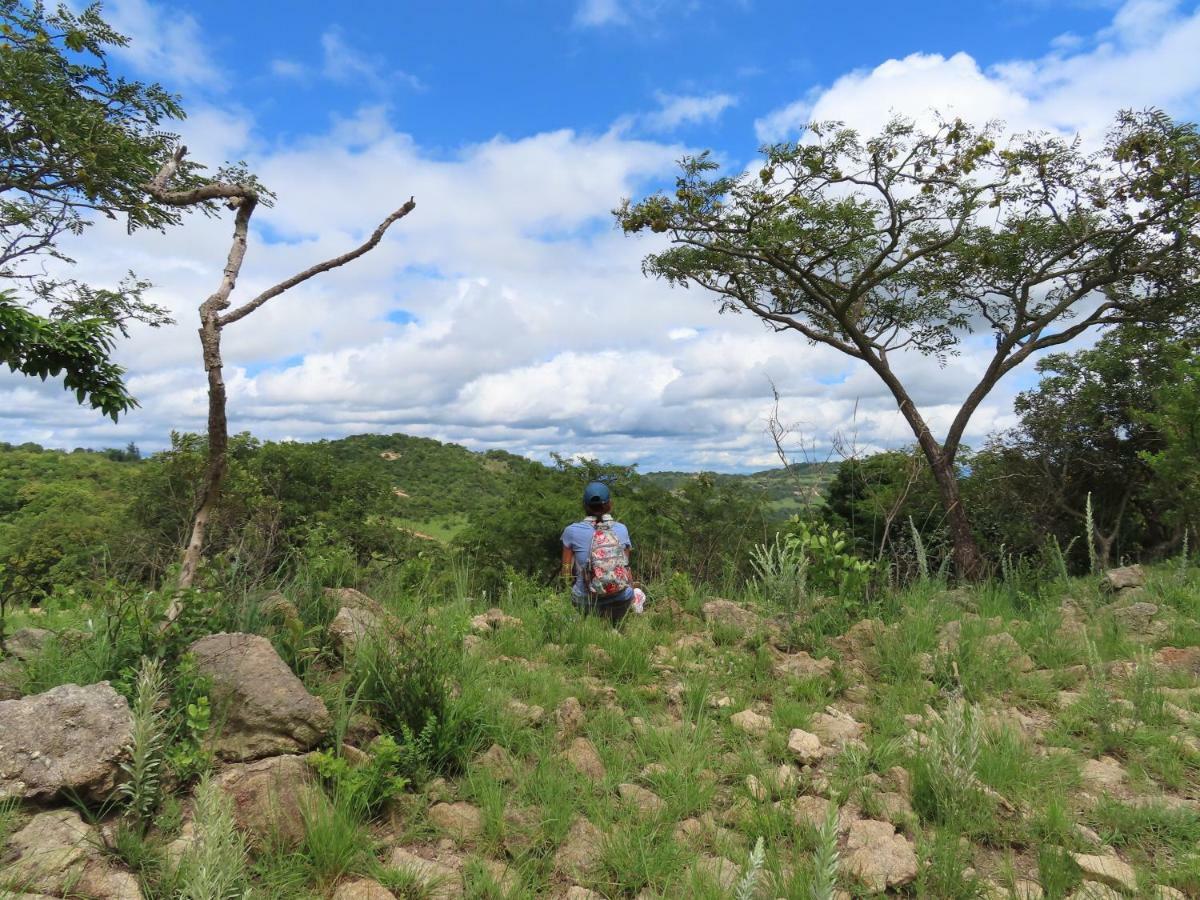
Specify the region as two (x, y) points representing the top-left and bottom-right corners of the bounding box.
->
(268, 28), (425, 93)
(756, 0), (1200, 142)
(642, 92), (738, 132)
(575, 0), (628, 26)
(5, 0), (1199, 471)
(106, 0), (223, 87)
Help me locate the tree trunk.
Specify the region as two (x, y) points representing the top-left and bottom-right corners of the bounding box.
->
(178, 312), (227, 590)
(927, 449), (985, 580)
(870, 357), (987, 580)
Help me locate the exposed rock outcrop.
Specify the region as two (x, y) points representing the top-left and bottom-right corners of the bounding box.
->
(0, 681), (132, 802)
(190, 632), (330, 761)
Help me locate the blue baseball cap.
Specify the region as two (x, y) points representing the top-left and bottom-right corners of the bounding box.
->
(583, 481), (611, 505)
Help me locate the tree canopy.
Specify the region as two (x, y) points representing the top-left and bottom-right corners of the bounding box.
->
(0, 0), (200, 415)
(618, 109), (1200, 577)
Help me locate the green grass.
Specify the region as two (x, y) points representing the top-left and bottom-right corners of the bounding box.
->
(3, 559), (1199, 899)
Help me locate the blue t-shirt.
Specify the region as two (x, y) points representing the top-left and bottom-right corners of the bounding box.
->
(562, 518), (632, 598)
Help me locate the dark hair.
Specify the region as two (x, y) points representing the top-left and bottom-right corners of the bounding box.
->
(585, 499), (612, 518)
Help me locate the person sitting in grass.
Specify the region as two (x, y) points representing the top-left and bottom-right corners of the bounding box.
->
(561, 481), (635, 622)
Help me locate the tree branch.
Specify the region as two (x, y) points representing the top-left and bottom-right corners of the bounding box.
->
(218, 198), (416, 327)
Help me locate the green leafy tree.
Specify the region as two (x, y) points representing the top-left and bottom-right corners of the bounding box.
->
(1138, 345), (1200, 545)
(0, 0), (198, 414)
(976, 326), (1178, 568)
(618, 110), (1200, 578)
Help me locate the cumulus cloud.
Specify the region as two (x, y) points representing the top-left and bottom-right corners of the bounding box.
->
(640, 92), (738, 132)
(106, 0), (223, 88)
(5, 0), (1197, 471)
(756, 0), (1200, 142)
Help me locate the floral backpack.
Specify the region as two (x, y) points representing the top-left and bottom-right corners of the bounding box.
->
(586, 515), (631, 598)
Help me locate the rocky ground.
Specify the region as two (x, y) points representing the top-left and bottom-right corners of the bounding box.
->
(1, 564), (1198, 898)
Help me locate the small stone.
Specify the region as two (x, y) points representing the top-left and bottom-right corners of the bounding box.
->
(1068, 883), (1125, 900)
(773, 651), (835, 680)
(388, 848), (461, 899)
(1153, 888), (1187, 900)
(506, 699), (544, 725)
(618, 782), (666, 815)
(212, 754), (314, 848)
(692, 855), (739, 891)
(981, 632), (1036, 672)
(1102, 565), (1145, 593)
(774, 764), (798, 792)
(565, 887), (604, 900)
(790, 795), (834, 829)
(731, 709), (772, 736)
(554, 818), (604, 879)
(1153, 646), (1200, 675)
(470, 608), (522, 634)
(1082, 756), (1128, 793)
(332, 878), (398, 900)
(809, 708), (865, 748)
(641, 762), (668, 778)
(429, 802), (484, 840)
(1071, 853), (1137, 894)
(701, 598), (761, 631)
(329, 606), (378, 656)
(561, 737), (605, 781)
(476, 744), (517, 782)
(843, 819), (918, 892)
(787, 728), (824, 764)
(324, 587), (385, 616)
(745, 774), (769, 801)
(555, 696), (586, 741)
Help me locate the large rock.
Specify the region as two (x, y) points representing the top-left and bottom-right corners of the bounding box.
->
(843, 818), (918, 893)
(1110, 602), (1166, 639)
(190, 632), (330, 761)
(212, 754), (313, 848)
(555, 696), (586, 742)
(701, 599), (760, 631)
(980, 632), (1036, 672)
(0, 809), (142, 899)
(0, 681), (132, 802)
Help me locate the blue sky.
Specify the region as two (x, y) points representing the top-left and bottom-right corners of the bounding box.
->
(4, 0), (1199, 470)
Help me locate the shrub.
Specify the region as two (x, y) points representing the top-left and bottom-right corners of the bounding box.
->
(309, 734), (409, 819)
(170, 776), (250, 900)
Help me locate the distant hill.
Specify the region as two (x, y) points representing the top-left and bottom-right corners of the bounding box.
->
(1, 434), (837, 543)
(643, 462), (834, 520)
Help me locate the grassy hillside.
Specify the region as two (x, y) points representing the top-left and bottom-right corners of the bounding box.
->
(2, 558), (1197, 898)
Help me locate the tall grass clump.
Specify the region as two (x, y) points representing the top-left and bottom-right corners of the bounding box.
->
(809, 801), (841, 899)
(348, 624), (486, 782)
(1085, 492), (1099, 574)
(117, 656), (169, 828)
(733, 835), (767, 900)
(171, 776), (250, 900)
(749, 532), (808, 611)
(912, 696), (987, 830)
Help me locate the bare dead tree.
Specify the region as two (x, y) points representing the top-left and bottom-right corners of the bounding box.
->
(144, 147), (415, 613)
(765, 380), (836, 513)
